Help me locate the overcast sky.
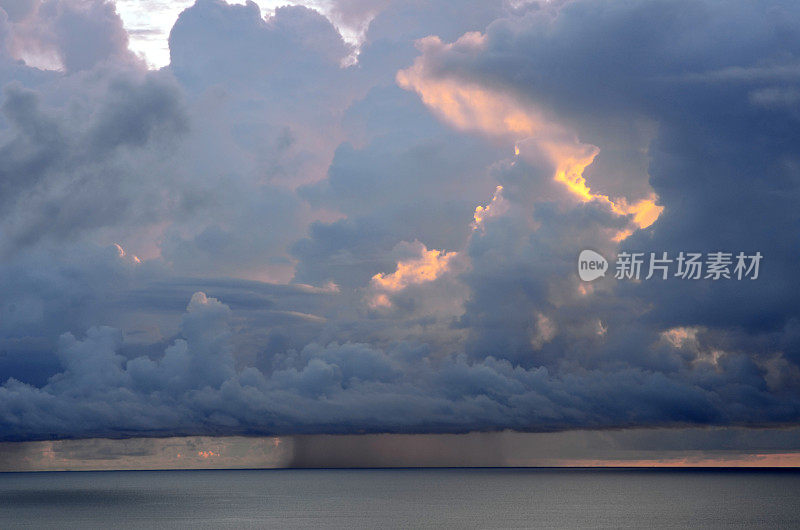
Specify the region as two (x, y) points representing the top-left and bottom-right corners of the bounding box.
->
(0, 0), (799, 468)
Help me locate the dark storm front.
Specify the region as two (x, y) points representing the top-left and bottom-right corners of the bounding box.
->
(1, 468), (799, 528)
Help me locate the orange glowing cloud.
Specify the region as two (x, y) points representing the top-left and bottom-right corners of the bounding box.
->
(472, 185), (509, 230)
(372, 246), (456, 291)
(661, 326), (701, 349)
(535, 138), (663, 237)
(114, 243), (141, 264)
(369, 242), (458, 308)
(398, 36), (663, 237)
(397, 35), (545, 140)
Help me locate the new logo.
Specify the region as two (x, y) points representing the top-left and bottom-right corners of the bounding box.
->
(578, 250), (608, 282)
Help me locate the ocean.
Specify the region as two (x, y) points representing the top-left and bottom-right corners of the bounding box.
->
(1, 468), (798, 528)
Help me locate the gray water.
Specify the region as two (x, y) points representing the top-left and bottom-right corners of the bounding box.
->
(1, 468), (798, 528)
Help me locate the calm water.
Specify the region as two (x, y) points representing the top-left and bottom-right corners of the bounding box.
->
(0, 468), (798, 529)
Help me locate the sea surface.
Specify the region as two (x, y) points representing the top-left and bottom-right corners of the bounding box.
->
(1, 468), (798, 528)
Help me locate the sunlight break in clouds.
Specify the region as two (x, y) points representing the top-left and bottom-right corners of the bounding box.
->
(115, 0), (195, 67)
(115, 0), (370, 68)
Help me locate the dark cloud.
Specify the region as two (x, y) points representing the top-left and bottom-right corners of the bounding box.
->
(392, 0), (800, 403)
(0, 0), (798, 444)
(1, 289), (797, 441)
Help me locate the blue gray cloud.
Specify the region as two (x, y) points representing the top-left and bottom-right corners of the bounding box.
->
(0, 0), (798, 442)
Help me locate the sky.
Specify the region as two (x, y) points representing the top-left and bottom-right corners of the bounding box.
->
(0, 0), (799, 469)
(114, 0), (370, 68)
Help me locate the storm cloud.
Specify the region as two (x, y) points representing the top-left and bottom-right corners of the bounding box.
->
(0, 0), (799, 442)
